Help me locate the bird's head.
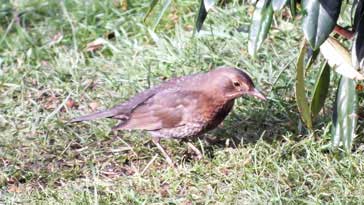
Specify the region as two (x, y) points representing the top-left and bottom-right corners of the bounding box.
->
(211, 67), (266, 100)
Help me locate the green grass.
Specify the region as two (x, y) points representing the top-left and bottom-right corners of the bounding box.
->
(1, 0), (364, 204)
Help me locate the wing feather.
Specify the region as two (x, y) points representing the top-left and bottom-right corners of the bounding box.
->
(114, 90), (203, 131)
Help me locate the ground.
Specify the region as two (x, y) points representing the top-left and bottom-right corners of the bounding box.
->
(1, 0), (364, 204)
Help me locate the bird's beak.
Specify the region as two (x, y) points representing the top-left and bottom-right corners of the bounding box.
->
(248, 88), (267, 100)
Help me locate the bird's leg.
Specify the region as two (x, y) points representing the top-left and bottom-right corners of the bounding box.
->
(151, 138), (175, 167)
(187, 142), (203, 160)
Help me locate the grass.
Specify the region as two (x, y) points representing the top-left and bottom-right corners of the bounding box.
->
(1, 0), (364, 204)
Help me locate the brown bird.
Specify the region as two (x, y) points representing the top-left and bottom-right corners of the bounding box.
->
(71, 66), (266, 166)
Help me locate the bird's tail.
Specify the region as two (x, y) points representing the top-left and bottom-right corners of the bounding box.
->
(70, 109), (118, 123)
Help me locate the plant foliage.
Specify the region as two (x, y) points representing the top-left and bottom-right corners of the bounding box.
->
(145, 0), (364, 151)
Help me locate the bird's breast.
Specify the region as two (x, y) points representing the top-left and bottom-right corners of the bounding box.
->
(202, 99), (235, 131)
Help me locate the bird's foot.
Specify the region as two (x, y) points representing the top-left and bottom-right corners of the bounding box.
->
(151, 138), (175, 167)
(187, 142), (203, 160)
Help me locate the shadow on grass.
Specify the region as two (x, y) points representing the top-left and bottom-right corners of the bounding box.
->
(163, 98), (303, 161)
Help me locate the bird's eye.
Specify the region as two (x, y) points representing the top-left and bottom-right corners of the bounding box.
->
(233, 81), (240, 87)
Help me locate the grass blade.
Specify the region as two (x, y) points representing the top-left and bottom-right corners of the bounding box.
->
(144, 0), (159, 22)
(152, 0), (171, 31)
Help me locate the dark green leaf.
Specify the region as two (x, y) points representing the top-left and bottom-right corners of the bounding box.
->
(305, 47), (319, 71)
(302, 0), (342, 50)
(272, 0), (288, 11)
(353, 0), (364, 31)
(352, 13), (364, 69)
(152, 0), (171, 31)
(295, 40), (312, 129)
(310, 61), (330, 120)
(332, 77), (358, 150)
(248, 0), (273, 56)
(144, 0), (159, 22)
(195, 0), (208, 32)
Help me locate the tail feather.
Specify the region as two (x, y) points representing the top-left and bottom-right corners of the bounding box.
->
(112, 121), (128, 130)
(70, 109), (118, 122)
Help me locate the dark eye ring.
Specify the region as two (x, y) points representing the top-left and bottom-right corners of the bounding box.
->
(233, 81), (240, 87)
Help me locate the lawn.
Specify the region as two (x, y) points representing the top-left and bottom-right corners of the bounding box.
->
(1, 0), (364, 204)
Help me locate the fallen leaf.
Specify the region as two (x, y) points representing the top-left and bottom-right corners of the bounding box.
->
(220, 167), (230, 176)
(180, 200), (192, 205)
(82, 79), (98, 90)
(66, 98), (78, 109)
(8, 184), (22, 193)
(43, 94), (60, 110)
(356, 84), (364, 91)
(101, 170), (119, 178)
(184, 24), (193, 31)
(121, 0), (128, 10)
(31, 78), (37, 86)
(0, 158), (9, 167)
(89, 102), (99, 111)
(49, 32), (63, 46)
(85, 38), (120, 52)
(167, 11), (178, 24)
(41, 61), (49, 67)
(7, 177), (16, 184)
(160, 182), (170, 197)
(86, 38), (105, 52)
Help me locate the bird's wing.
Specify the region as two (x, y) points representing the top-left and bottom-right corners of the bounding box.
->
(113, 90), (205, 131)
(70, 86), (160, 122)
(70, 73), (203, 123)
